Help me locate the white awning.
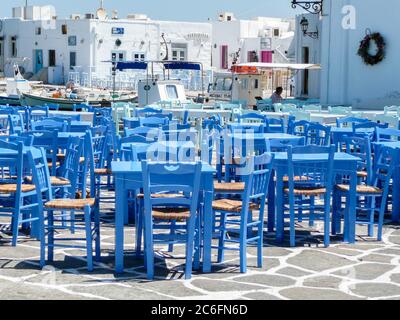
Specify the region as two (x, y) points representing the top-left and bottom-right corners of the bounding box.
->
(235, 62), (321, 70)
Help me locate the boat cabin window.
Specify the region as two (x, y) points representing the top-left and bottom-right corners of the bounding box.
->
(35, 27), (42, 35)
(166, 85), (179, 99)
(214, 78), (224, 91)
(252, 79), (259, 90)
(241, 79), (248, 90)
(224, 78), (233, 91)
(62, 25), (68, 35)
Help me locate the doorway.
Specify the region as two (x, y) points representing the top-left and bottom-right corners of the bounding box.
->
(302, 47), (309, 96)
(49, 50), (56, 67)
(34, 49), (43, 73)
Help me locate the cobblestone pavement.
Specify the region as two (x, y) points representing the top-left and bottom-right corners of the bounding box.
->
(1, 195), (400, 300)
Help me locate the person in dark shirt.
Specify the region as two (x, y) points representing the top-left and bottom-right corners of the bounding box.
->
(270, 87), (283, 104)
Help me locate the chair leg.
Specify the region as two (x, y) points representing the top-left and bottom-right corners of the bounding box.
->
(135, 203), (143, 257)
(94, 204), (101, 262)
(368, 197), (376, 237)
(48, 210), (54, 262)
(289, 195), (296, 247)
(217, 212), (227, 263)
(11, 197), (22, 247)
(144, 214), (154, 280)
(239, 220), (247, 274)
(377, 197), (387, 241)
(193, 210), (202, 270)
(324, 194), (331, 247)
(185, 217), (196, 280)
(168, 221), (176, 252)
(84, 206), (93, 272)
(309, 196), (315, 227)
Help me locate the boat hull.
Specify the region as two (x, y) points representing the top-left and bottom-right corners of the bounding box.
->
(20, 93), (136, 110)
(0, 96), (22, 106)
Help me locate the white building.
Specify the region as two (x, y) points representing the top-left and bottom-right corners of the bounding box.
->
(295, 0), (400, 109)
(0, 5), (212, 87)
(211, 13), (295, 71)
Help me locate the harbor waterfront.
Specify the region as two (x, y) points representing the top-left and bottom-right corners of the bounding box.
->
(0, 0), (400, 306)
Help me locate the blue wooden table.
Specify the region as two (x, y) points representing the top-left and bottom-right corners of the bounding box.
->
(372, 141), (400, 222)
(268, 152), (360, 243)
(111, 161), (216, 274)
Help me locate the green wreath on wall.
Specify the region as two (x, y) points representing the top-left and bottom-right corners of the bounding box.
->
(357, 32), (386, 66)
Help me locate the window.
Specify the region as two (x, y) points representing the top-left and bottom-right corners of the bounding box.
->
(171, 43), (187, 61)
(166, 85), (178, 99)
(69, 52), (76, 70)
(133, 52), (145, 62)
(62, 24), (68, 35)
(49, 50), (56, 67)
(11, 37), (17, 57)
(247, 51), (258, 63)
(68, 36), (77, 46)
(35, 27), (42, 35)
(273, 28), (280, 37)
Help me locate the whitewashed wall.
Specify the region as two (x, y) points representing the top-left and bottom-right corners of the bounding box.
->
(320, 0), (400, 109)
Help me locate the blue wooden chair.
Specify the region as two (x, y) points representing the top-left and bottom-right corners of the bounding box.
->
(140, 116), (169, 128)
(305, 123), (331, 146)
(343, 136), (373, 184)
(283, 145), (335, 247)
(140, 161), (202, 280)
(269, 137), (306, 152)
(352, 121), (388, 141)
(31, 119), (69, 132)
(236, 113), (266, 124)
(288, 120), (310, 137)
(265, 117), (285, 133)
(8, 114), (25, 134)
(212, 153), (274, 273)
(28, 142), (100, 271)
(123, 118), (140, 130)
(376, 127), (400, 142)
(21, 130), (59, 176)
(336, 116), (369, 128)
(0, 140), (43, 247)
(334, 146), (396, 240)
(45, 103), (60, 111)
(124, 126), (161, 138)
(29, 106), (50, 124)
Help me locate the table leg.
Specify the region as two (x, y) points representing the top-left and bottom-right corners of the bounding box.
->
(115, 175), (126, 273)
(202, 188), (213, 273)
(275, 170), (285, 242)
(392, 165), (400, 223)
(267, 170), (275, 232)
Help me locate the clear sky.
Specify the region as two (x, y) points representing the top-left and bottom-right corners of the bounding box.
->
(0, 0), (302, 21)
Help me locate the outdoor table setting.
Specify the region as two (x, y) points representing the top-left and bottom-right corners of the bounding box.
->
(111, 160), (216, 273)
